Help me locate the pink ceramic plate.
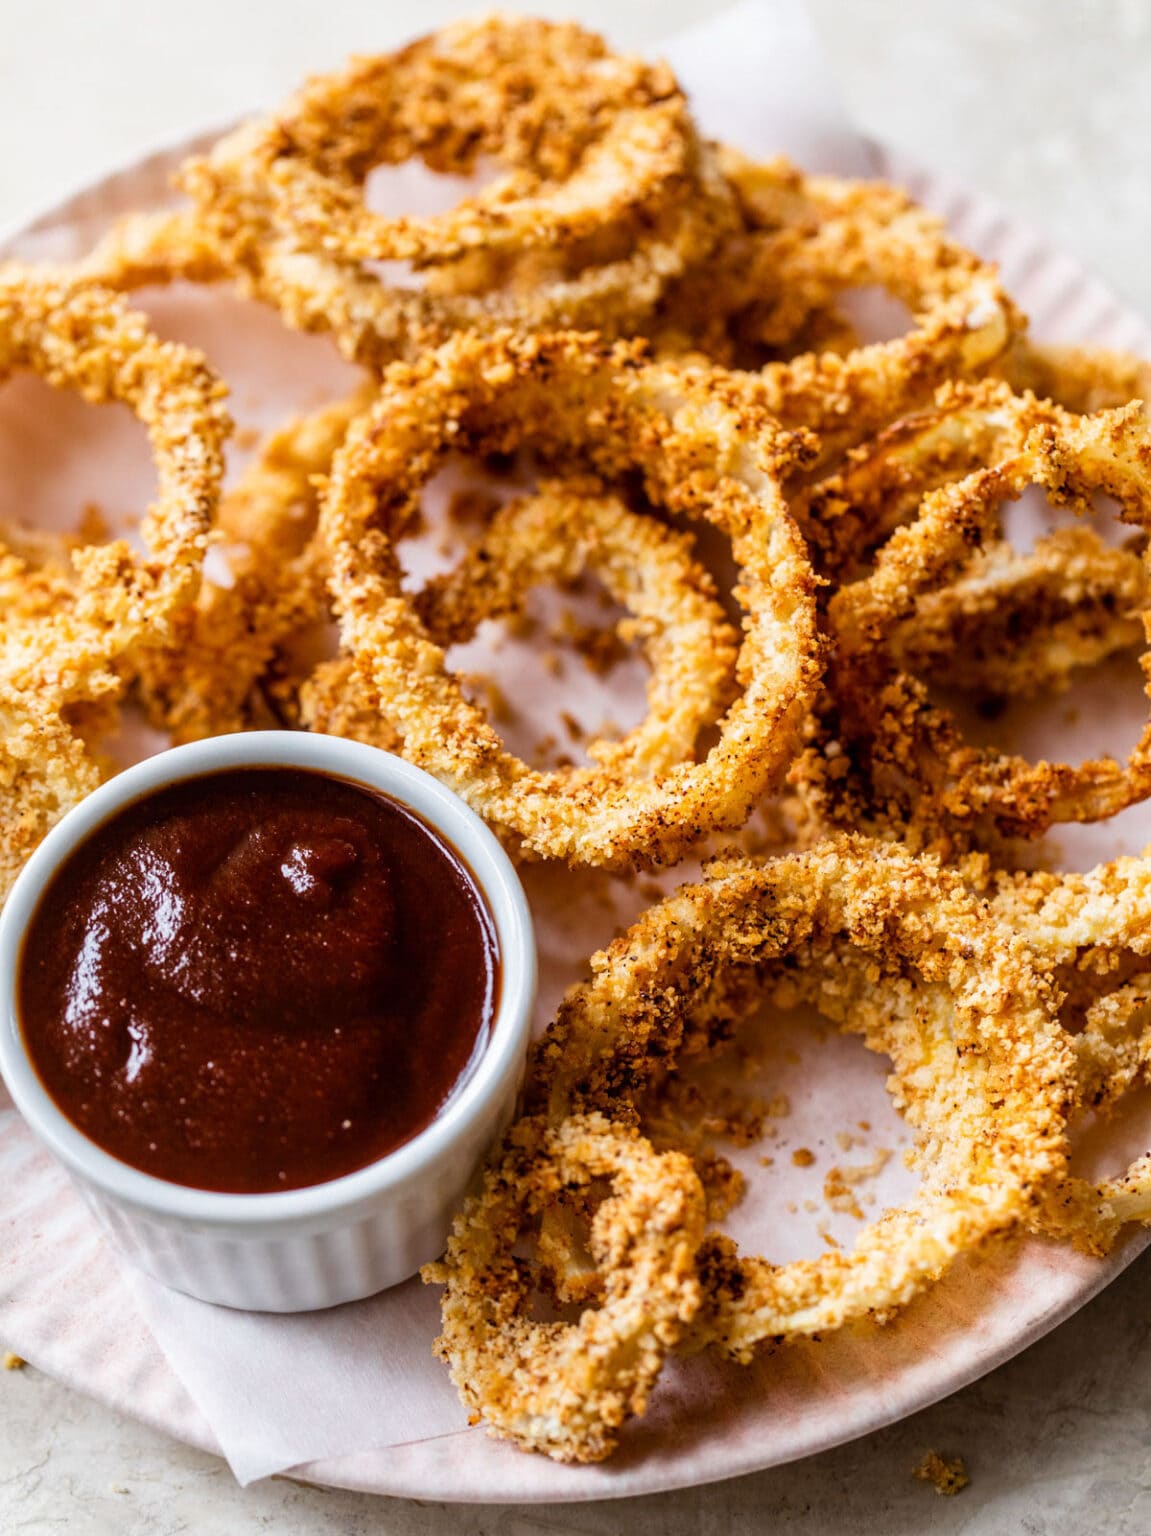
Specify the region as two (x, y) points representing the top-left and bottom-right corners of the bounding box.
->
(1, 127), (1149, 1503)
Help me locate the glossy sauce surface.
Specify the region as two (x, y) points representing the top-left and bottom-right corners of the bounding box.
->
(18, 768), (499, 1192)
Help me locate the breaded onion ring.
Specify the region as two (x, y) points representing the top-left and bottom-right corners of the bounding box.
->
(76, 19), (732, 370)
(0, 270), (229, 896)
(73, 207), (229, 292)
(424, 1112), (705, 1464)
(82, 139), (732, 374)
(794, 403), (1147, 699)
(133, 377), (740, 778)
(260, 16), (696, 266)
(320, 329), (820, 867)
(983, 860), (1151, 1253)
(526, 838), (1073, 1359)
(130, 390), (366, 742)
(414, 482), (740, 780)
(822, 382), (1151, 839)
(995, 337), (1151, 417)
(886, 526), (1147, 700)
(658, 152), (1019, 459)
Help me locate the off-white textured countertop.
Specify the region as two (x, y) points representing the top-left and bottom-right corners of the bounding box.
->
(2, 2), (1151, 1531)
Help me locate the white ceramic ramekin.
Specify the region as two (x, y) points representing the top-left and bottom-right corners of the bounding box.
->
(0, 732), (536, 1312)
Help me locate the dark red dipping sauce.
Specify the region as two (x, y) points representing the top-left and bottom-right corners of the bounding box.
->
(17, 768), (499, 1193)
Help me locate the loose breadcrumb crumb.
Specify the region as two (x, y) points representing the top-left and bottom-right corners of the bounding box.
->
(461, 673), (514, 725)
(913, 1451), (970, 1496)
(823, 1149), (893, 1219)
(3, 1353), (25, 1371)
(446, 487), (500, 528)
(552, 612), (629, 675)
(76, 502), (110, 542)
(559, 709), (585, 744)
(792, 1147), (815, 1167)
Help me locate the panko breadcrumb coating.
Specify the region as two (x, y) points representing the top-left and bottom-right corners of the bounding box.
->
(424, 1113), (705, 1463)
(517, 838), (1073, 1364)
(7, 13), (1151, 1473)
(320, 328), (821, 867)
(80, 17), (736, 371)
(797, 381), (1151, 850)
(0, 270), (228, 899)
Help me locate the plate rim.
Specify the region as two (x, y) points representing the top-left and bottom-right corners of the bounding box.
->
(1, 119), (1149, 1505)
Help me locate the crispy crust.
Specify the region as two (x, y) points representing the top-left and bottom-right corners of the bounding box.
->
(885, 526), (1146, 699)
(131, 390), (364, 742)
(320, 329), (821, 867)
(520, 838), (1072, 1359)
(415, 482), (740, 779)
(260, 15), (695, 265)
(809, 381), (1151, 842)
(985, 860), (1151, 1251)
(424, 1112), (705, 1463)
(658, 152), (1019, 459)
(0, 270), (229, 896)
(76, 19), (735, 371)
(995, 337), (1151, 416)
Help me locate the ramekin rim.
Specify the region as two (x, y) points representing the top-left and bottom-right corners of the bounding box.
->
(0, 732), (536, 1230)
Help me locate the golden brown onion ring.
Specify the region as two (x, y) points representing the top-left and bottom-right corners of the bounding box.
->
(995, 337), (1151, 417)
(822, 382), (1151, 840)
(658, 152), (1019, 460)
(133, 381), (741, 779)
(130, 391), (366, 742)
(413, 482), (740, 781)
(80, 129), (733, 374)
(424, 1112), (705, 1464)
(74, 20), (733, 370)
(887, 526), (1147, 700)
(982, 860), (1151, 1253)
(523, 838), (1072, 1358)
(260, 16), (696, 266)
(320, 330), (820, 868)
(0, 270), (229, 897)
(73, 208), (229, 291)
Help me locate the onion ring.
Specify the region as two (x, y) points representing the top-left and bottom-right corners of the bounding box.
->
(73, 207), (229, 291)
(995, 337), (1151, 417)
(320, 329), (820, 868)
(521, 838), (1072, 1360)
(259, 16), (696, 266)
(80, 131), (732, 372)
(75, 20), (734, 370)
(304, 477), (741, 767)
(657, 152), (1019, 458)
(130, 390), (365, 742)
(133, 406), (740, 787)
(413, 481), (740, 781)
(886, 526), (1147, 700)
(424, 1111), (705, 1464)
(981, 861), (1151, 1253)
(819, 381), (1151, 840)
(0, 270), (229, 896)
